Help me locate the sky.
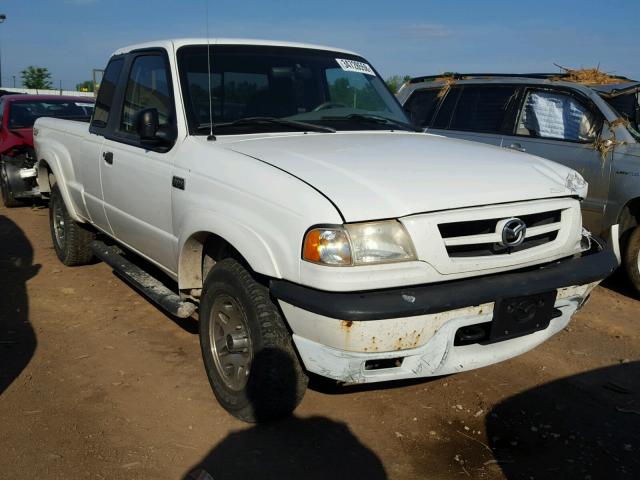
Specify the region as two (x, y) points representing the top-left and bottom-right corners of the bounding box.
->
(0, 0), (638, 90)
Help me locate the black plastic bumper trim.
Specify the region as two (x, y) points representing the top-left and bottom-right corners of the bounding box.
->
(270, 239), (618, 321)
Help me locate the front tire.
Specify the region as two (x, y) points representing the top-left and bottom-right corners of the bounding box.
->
(199, 258), (308, 422)
(624, 226), (640, 295)
(49, 184), (95, 266)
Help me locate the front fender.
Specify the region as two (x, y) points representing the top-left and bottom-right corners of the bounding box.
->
(177, 208), (282, 290)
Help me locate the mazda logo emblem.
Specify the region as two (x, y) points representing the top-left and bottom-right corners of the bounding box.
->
(501, 218), (527, 247)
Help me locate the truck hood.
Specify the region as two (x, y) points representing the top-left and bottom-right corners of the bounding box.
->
(223, 132), (585, 222)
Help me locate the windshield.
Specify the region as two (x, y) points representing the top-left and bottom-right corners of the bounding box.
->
(8, 100), (94, 129)
(177, 45), (412, 135)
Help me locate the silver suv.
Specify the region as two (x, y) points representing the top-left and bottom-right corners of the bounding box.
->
(398, 73), (640, 293)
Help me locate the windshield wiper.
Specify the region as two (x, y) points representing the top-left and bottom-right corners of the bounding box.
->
(196, 117), (335, 134)
(322, 113), (419, 131)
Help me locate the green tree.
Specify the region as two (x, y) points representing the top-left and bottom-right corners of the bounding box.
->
(20, 66), (52, 89)
(76, 80), (94, 92)
(385, 75), (411, 94)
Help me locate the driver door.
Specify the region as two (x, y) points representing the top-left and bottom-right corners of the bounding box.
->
(100, 51), (178, 271)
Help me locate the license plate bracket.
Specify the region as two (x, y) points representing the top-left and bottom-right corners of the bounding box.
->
(490, 291), (557, 342)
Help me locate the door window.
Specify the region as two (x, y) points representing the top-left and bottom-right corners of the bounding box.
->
(404, 89), (440, 127)
(516, 90), (600, 142)
(447, 85), (519, 133)
(119, 55), (172, 135)
(91, 57), (124, 128)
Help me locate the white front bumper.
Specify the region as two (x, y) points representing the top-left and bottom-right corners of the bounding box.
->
(280, 283), (596, 383)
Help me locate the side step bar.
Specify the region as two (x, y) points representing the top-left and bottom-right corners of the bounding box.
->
(90, 240), (197, 318)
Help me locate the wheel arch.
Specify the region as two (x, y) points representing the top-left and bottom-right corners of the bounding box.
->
(36, 158), (53, 194)
(177, 224), (282, 292)
(35, 152), (83, 222)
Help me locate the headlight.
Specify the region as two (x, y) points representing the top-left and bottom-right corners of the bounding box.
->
(302, 220), (417, 266)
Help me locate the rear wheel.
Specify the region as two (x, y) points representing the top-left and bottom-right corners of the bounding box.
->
(199, 258), (308, 422)
(623, 226), (640, 295)
(49, 184), (95, 266)
(0, 160), (23, 208)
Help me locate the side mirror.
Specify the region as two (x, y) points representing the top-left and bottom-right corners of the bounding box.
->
(136, 108), (160, 140)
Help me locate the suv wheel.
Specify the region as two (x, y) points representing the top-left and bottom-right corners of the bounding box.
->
(49, 184), (95, 266)
(199, 258), (308, 422)
(624, 226), (640, 295)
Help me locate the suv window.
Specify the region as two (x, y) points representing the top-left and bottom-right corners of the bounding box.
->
(92, 57), (124, 128)
(516, 89), (600, 142)
(432, 86), (461, 129)
(119, 55), (172, 135)
(447, 85), (518, 133)
(404, 89), (440, 127)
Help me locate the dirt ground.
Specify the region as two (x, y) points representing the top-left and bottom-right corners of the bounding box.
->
(1, 204), (639, 480)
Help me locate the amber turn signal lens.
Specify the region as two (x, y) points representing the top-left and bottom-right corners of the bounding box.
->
(302, 228), (352, 265)
(303, 229), (322, 262)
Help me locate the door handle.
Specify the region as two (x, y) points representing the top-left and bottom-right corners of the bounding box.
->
(506, 143), (526, 152)
(103, 151), (114, 165)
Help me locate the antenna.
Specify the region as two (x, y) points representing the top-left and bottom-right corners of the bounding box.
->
(205, 0), (216, 141)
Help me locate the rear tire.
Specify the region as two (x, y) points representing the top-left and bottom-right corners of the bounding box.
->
(199, 258), (308, 422)
(49, 184), (95, 266)
(623, 226), (640, 295)
(0, 160), (23, 208)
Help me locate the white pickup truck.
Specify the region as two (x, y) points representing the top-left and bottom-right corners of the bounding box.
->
(34, 38), (618, 422)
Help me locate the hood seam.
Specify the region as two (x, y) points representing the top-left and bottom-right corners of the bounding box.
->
(227, 148), (346, 223)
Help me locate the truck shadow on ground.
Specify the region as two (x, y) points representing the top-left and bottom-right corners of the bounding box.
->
(183, 349), (387, 480)
(486, 361), (640, 479)
(0, 214), (39, 395)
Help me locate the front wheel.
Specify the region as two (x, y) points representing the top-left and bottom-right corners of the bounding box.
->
(199, 258), (308, 422)
(624, 226), (640, 295)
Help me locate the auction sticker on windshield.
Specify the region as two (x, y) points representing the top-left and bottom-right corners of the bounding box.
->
(336, 58), (375, 76)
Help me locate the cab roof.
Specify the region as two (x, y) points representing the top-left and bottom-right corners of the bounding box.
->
(113, 38), (360, 57)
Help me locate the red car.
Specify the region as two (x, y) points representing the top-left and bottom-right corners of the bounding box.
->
(0, 94), (94, 207)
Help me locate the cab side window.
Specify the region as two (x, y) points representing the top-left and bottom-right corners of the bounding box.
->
(91, 57), (124, 128)
(516, 90), (600, 142)
(404, 89), (440, 128)
(119, 55), (172, 135)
